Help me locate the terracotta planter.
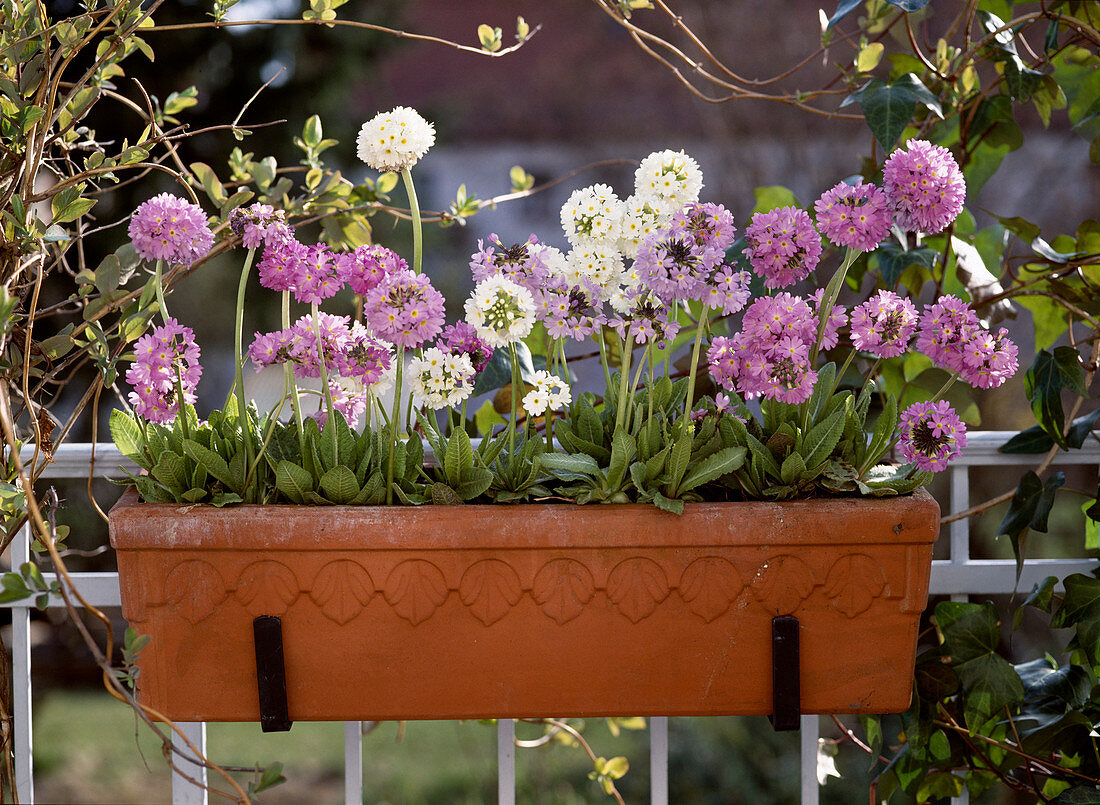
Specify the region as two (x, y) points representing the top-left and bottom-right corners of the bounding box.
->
(108, 488), (940, 723)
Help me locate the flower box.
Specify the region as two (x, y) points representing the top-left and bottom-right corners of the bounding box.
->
(108, 488), (939, 723)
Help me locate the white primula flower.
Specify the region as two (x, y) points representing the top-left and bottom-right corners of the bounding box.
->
(618, 194), (672, 257)
(522, 370), (572, 417)
(560, 184), (625, 246)
(464, 275), (536, 348)
(530, 242), (568, 280)
(408, 347), (474, 410)
(563, 245), (625, 302)
(356, 107), (436, 172)
(634, 149), (703, 214)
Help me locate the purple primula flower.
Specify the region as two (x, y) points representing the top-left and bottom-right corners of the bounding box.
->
(257, 236), (306, 293)
(634, 215), (725, 305)
(229, 203), (291, 250)
(850, 291), (919, 358)
(701, 264), (752, 317)
(335, 245), (407, 296)
(364, 268), (445, 348)
(898, 399), (967, 472)
(915, 295), (981, 375)
(439, 321), (494, 375)
(743, 206), (822, 289)
(125, 318), (202, 424)
(671, 202), (737, 252)
(960, 325), (1018, 390)
(129, 194), (214, 264)
(469, 234), (549, 294)
(813, 181), (893, 252)
(533, 280), (606, 342)
(607, 289), (679, 346)
(883, 139), (966, 234)
(291, 244), (343, 305)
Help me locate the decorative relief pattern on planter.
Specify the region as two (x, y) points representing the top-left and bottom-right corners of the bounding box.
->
(141, 551), (906, 626)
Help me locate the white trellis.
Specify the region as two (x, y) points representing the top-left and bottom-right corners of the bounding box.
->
(5, 432), (1098, 804)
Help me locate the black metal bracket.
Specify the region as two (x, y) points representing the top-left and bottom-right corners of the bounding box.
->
(253, 616), (293, 732)
(768, 614), (800, 732)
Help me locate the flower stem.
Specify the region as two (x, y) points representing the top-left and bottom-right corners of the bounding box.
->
(597, 329), (613, 393)
(509, 344), (520, 458)
(682, 305), (710, 433)
(386, 344), (405, 505)
(310, 303), (338, 460)
(153, 260), (169, 322)
(614, 333), (635, 434)
(283, 291), (306, 459)
(810, 247), (859, 365)
(153, 261), (191, 442)
(402, 167), (423, 275)
(231, 248), (257, 497)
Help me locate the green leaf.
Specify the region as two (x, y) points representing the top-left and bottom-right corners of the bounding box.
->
(275, 460), (312, 504)
(802, 409), (845, 470)
(150, 453), (188, 493)
(454, 467), (494, 501)
(652, 489), (684, 515)
(319, 466), (359, 504)
(1014, 658), (1092, 707)
(875, 243), (938, 287)
(182, 439), (233, 488)
(51, 186), (96, 223)
(842, 74), (944, 150)
(110, 409), (145, 463)
(825, 0), (862, 30)
(302, 115), (323, 148)
(679, 447), (746, 494)
(445, 427), (475, 484)
(935, 601), (1024, 727)
(998, 424), (1054, 454)
(667, 427), (693, 492)
(608, 428), (636, 490)
(780, 451), (806, 485)
(538, 452), (600, 479)
(1024, 348), (1084, 448)
(750, 186), (800, 214)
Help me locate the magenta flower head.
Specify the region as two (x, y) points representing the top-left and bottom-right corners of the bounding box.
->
(813, 181), (893, 252)
(883, 139), (966, 234)
(291, 244), (343, 305)
(961, 325), (1018, 390)
(364, 268), (445, 348)
(439, 321), (494, 375)
(470, 234), (549, 294)
(671, 202), (737, 252)
(257, 236), (306, 293)
(228, 203), (291, 250)
(129, 193), (214, 264)
(915, 295), (981, 375)
(743, 206), (822, 289)
(125, 318), (202, 424)
(634, 216), (725, 305)
(336, 245), (407, 297)
(898, 399), (967, 472)
(850, 290), (918, 358)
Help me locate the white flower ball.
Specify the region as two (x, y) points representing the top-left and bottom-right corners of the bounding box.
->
(356, 107), (436, 172)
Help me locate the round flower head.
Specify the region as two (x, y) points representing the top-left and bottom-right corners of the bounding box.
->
(672, 202), (737, 252)
(440, 321), (495, 375)
(813, 181), (893, 252)
(129, 193), (214, 264)
(634, 149), (703, 214)
(533, 280), (605, 342)
(744, 206), (822, 289)
(464, 275), (536, 348)
(607, 289), (679, 346)
(125, 318), (202, 424)
(408, 347), (475, 410)
(229, 203), (291, 250)
(961, 325), (1019, 390)
(356, 106), (436, 172)
(850, 290), (918, 358)
(522, 370), (572, 418)
(883, 139), (966, 234)
(634, 220), (724, 305)
(470, 234), (549, 293)
(335, 244), (406, 296)
(560, 184), (625, 246)
(562, 244), (625, 302)
(618, 195), (672, 258)
(257, 236), (306, 293)
(915, 295), (981, 375)
(898, 399), (967, 472)
(364, 269), (446, 348)
(291, 243), (343, 305)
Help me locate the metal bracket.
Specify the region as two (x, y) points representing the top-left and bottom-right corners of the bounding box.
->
(253, 616), (293, 732)
(768, 614), (800, 732)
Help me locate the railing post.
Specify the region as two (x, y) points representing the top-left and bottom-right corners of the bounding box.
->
(344, 721), (363, 805)
(650, 716), (668, 805)
(171, 722), (208, 805)
(13, 524), (33, 803)
(800, 715), (819, 805)
(497, 718), (515, 805)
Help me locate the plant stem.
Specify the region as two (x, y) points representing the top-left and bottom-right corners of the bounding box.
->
(152, 261), (190, 442)
(310, 302), (338, 460)
(283, 290), (306, 459)
(231, 248), (256, 497)
(682, 305), (710, 433)
(386, 344), (405, 505)
(614, 332), (635, 433)
(402, 167), (423, 275)
(810, 246), (859, 365)
(509, 343), (520, 458)
(597, 328), (613, 393)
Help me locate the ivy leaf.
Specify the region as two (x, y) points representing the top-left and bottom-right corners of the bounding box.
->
(935, 601), (1024, 728)
(875, 243), (938, 287)
(886, 0), (931, 10)
(1013, 658), (1092, 707)
(1013, 575), (1058, 629)
(1024, 347), (1087, 447)
(842, 74), (944, 150)
(996, 471), (1065, 575)
(825, 0), (863, 30)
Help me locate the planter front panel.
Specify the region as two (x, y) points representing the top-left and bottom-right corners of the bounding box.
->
(109, 490), (939, 722)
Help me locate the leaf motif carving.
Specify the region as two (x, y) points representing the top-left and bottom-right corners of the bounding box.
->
(311, 560), (374, 624)
(608, 557), (669, 623)
(459, 560), (522, 626)
(825, 554), (886, 618)
(532, 559), (595, 625)
(679, 557), (742, 622)
(235, 561), (299, 616)
(165, 560), (225, 624)
(384, 560), (448, 625)
(750, 555), (814, 616)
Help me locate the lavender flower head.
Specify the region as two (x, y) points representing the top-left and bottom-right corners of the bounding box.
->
(850, 290), (917, 358)
(439, 321), (494, 375)
(470, 234), (549, 294)
(228, 203), (291, 250)
(898, 400), (967, 472)
(883, 139), (966, 234)
(125, 318), (202, 424)
(915, 295), (982, 376)
(813, 181), (892, 252)
(364, 269), (446, 348)
(336, 244), (406, 296)
(634, 217), (725, 305)
(534, 280), (606, 342)
(129, 193), (213, 264)
(743, 206), (822, 289)
(292, 244), (343, 305)
(257, 236), (306, 293)
(671, 202), (737, 252)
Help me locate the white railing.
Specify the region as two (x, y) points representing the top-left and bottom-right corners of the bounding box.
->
(5, 432), (1098, 804)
